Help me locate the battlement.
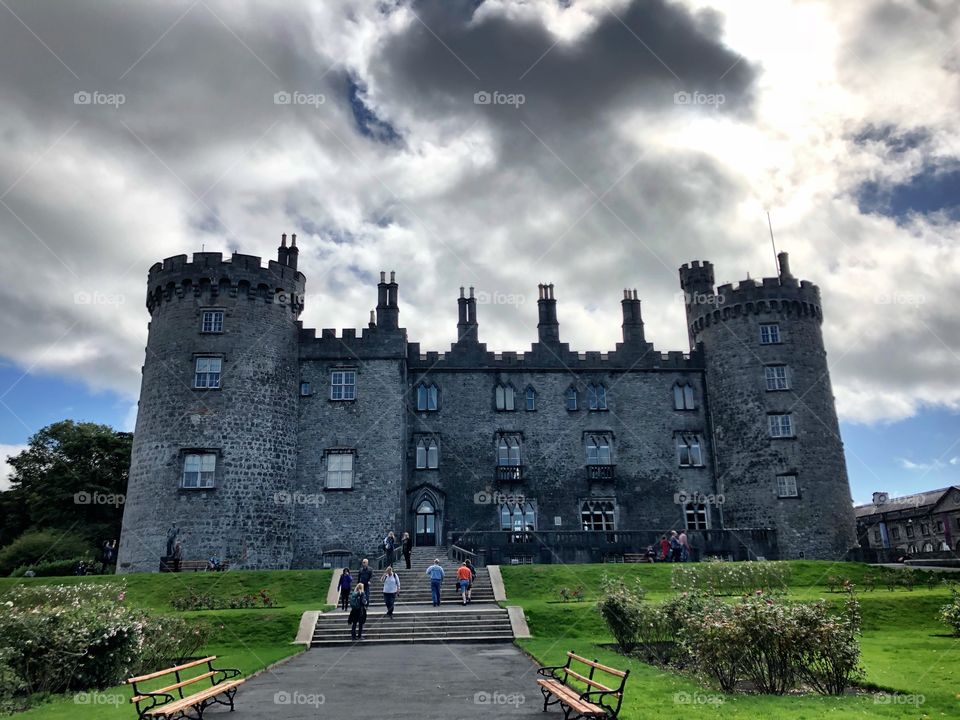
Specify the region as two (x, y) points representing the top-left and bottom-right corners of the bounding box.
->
(298, 324), (407, 360)
(681, 254), (823, 335)
(146, 251), (306, 315)
(405, 341), (703, 372)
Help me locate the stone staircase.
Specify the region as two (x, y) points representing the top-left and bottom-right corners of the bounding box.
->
(312, 546), (514, 646)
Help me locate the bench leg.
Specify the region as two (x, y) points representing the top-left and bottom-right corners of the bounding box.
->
(541, 686), (561, 713)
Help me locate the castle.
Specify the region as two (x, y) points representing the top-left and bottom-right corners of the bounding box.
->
(116, 235), (857, 572)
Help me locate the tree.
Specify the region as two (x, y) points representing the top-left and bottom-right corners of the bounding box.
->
(2, 421), (132, 548)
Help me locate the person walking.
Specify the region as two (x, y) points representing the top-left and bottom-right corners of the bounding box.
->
(465, 558), (477, 601)
(658, 534), (670, 561)
(172, 540), (183, 573)
(347, 583), (368, 640)
(337, 567), (353, 610)
(668, 530), (682, 562)
(358, 559), (373, 604)
(383, 531), (397, 567)
(678, 530), (690, 562)
(456, 561), (473, 605)
(425, 558), (445, 606)
(401, 532), (412, 570)
(381, 566), (400, 618)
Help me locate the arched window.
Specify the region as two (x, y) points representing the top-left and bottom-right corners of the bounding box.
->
(499, 501), (537, 531)
(676, 433), (704, 467)
(922, 542), (934, 553)
(416, 383), (439, 411)
(415, 438), (439, 469)
(565, 387), (578, 411)
(495, 383), (516, 411)
(588, 383), (607, 410)
(496, 436), (521, 466)
(581, 500), (616, 531)
(673, 383), (695, 410)
(586, 435), (612, 465)
(525, 386), (537, 411)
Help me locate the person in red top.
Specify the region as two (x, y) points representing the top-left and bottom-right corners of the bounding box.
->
(658, 534), (670, 561)
(456, 562), (473, 605)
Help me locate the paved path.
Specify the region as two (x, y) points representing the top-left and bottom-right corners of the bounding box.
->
(209, 642), (549, 718)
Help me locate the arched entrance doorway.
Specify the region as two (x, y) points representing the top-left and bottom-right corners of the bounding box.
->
(415, 499), (438, 546)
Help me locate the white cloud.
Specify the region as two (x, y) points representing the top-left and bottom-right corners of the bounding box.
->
(0, 444), (28, 491)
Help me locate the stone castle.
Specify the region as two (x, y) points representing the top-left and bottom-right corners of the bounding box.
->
(116, 235), (857, 572)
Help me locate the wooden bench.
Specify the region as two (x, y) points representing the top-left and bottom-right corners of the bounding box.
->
(536, 651), (629, 719)
(127, 656), (244, 720)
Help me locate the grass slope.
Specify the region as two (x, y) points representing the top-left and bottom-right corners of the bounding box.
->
(501, 561), (960, 719)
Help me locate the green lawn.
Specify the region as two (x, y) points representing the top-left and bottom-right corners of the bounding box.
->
(500, 562), (960, 719)
(1, 569), (332, 718)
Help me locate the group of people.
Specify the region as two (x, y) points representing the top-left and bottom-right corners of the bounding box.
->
(657, 530), (692, 562)
(381, 531), (413, 569)
(335, 555), (478, 641)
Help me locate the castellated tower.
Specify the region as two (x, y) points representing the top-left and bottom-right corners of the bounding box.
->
(680, 253), (856, 559)
(116, 237), (305, 573)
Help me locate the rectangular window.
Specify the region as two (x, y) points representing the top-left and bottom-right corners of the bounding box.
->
(194, 357), (222, 388)
(325, 451), (354, 489)
(495, 385), (516, 411)
(677, 434), (703, 467)
(760, 323), (781, 344)
(768, 413), (794, 438)
(873, 529), (881, 543)
(685, 503), (708, 530)
(201, 310), (224, 333)
(891, 526), (900, 540)
(497, 436), (522, 466)
(936, 520), (944, 532)
(330, 370), (356, 400)
(764, 365), (789, 391)
(921, 524), (930, 536)
(776, 474), (798, 498)
(182, 453), (216, 488)
(525, 387), (536, 411)
(565, 388), (578, 411)
(905, 525), (915, 538)
(580, 500), (616, 531)
(586, 436), (612, 465)
(300, 381), (312, 396)
(588, 385), (607, 410)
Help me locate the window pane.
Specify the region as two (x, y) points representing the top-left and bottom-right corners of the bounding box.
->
(596, 386), (606, 409)
(566, 388), (577, 410)
(417, 385), (427, 411)
(526, 388), (535, 411)
(598, 444), (611, 464)
(428, 386), (438, 410)
(427, 443), (438, 468)
(586, 444), (598, 464)
(496, 386), (504, 410)
(683, 385), (694, 409)
(674, 384), (683, 409)
(505, 386), (515, 411)
(416, 442), (426, 469)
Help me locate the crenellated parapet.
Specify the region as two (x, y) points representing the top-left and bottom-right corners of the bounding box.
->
(298, 325), (407, 360)
(146, 251), (306, 316)
(680, 254), (823, 340)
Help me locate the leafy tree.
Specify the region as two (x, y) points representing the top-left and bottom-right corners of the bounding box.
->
(1, 421), (131, 551)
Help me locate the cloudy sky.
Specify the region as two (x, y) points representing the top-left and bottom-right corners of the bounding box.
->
(0, 0), (958, 501)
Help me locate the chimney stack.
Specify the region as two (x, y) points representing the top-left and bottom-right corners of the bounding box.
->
(777, 251), (792, 280)
(376, 270), (399, 330)
(287, 233), (299, 270)
(277, 233), (289, 266)
(537, 283), (560, 344)
(621, 288), (645, 345)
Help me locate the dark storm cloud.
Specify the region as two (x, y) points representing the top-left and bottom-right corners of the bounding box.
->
(375, 0), (757, 132)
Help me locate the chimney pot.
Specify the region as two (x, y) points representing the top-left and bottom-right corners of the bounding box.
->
(291, 233), (297, 246)
(380, 271), (386, 283)
(390, 271), (395, 283)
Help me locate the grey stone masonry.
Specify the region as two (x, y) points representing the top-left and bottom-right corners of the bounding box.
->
(117, 240), (857, 572)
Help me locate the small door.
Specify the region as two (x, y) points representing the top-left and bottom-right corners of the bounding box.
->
(415, 500), (438, 546)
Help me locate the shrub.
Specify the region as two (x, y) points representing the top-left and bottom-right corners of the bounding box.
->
(9, 556), (101, 577)
(0, 582), (211, 705)
(672, 561), (790, 596)
(171, 588), (276, 611)
(596, 576), (645, 653)
(683, 592), (862, 696)
(0, 530), (92, 576)
(940, 587), (960, 636)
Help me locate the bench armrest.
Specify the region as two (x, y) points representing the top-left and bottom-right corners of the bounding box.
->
(211, 666), (241, 684)
(536, 664), (566, 677)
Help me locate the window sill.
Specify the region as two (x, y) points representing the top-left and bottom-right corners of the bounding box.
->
(769, 435), (797, 440)
(329, 398), (357, 403)
(199, 331), (224, 335)
(765, 389), (790, 393)
(678, 464), (706, 469)
(588, 408), (609, 412)
(192, 387), (222, 391)
(324, 487), (355, 492)
(414, 467), (439, 472)
(179, 486), (216, 491)
(777, 494), (802, 500)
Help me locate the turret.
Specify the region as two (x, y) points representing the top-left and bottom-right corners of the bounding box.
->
(536, 283), (559, 343)
(118, 246), (305, 573)
(679, 255), (856, 559)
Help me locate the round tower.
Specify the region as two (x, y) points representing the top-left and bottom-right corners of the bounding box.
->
(679, 253), (856, 559)
(117, 242), (305, 572)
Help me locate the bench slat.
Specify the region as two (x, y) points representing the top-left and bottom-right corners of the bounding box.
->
(143, 679), (244, 716)
(130, 671), (216, 703)
(127, 657), (217, 684)
(565, 668), (612, 692)
(537, 680), (604, 712)
(565, 652), (628, 678)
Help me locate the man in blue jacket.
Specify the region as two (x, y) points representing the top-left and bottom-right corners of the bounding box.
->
(425, 559), (445, 606)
